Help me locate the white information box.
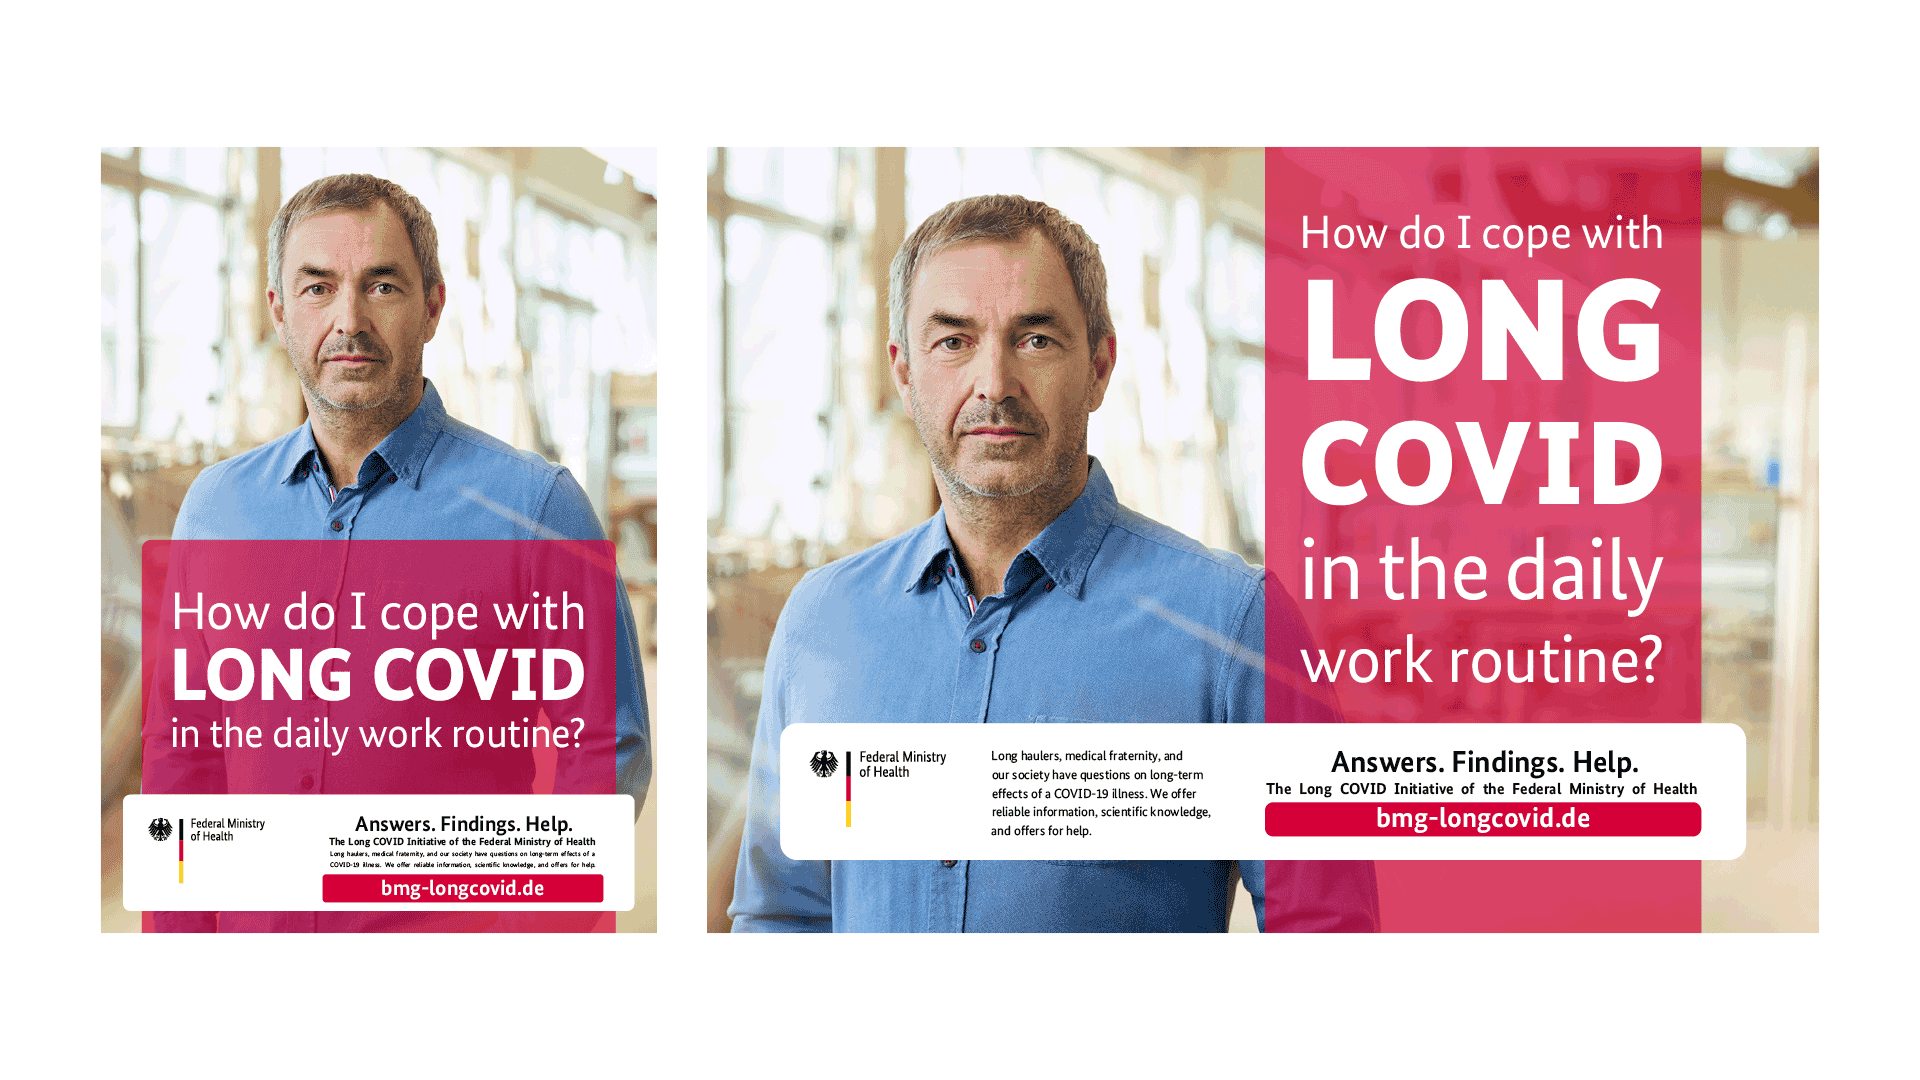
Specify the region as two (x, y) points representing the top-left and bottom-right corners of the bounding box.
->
(124, 794), (634, 911)
(781, 723), (1744, 861)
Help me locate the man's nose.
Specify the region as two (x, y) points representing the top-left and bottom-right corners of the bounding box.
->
(973, 336), (1018, 401)
(330, 287), (373, 338)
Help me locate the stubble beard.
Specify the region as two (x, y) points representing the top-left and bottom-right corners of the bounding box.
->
(910, 383), (1090, 512)
(291, 331), (421, 420)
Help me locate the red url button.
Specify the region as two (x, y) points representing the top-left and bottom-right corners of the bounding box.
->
(322, 874), (604, 902)
(1264, 802), (1701, 837)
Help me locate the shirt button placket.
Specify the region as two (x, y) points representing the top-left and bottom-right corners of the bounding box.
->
(953, 602), (1006, 729)
(330, 491), (355, 536)
(928, 856), (967, 931)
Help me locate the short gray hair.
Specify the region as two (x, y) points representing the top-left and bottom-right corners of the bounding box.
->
(889, 194), (1111, 352)
(267, 173), (442, 301)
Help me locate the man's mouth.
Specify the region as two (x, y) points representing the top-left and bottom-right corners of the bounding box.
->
(323, 355), (381, 364)
(962, 426), (1030, 440)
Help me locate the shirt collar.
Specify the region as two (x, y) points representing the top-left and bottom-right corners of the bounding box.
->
(902, 457), (1117, 601)
(279, 379), (447, 490)
(902, 506), (957, 593)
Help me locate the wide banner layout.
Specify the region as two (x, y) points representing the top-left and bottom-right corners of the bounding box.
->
(136, 539), (633, 932)
(780, 722), (1744, 861)
(1268, 148), (1707, 930)
(694, 145), (1817, 933)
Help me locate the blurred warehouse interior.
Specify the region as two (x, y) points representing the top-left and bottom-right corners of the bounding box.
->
(100, 147), (660, 931)
(705, 147), (1820, 932)
(1699, 146), (1818, 931)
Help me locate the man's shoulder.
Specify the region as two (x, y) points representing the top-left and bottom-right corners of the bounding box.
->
(783, 517), (940, 612)
(1102, 503), (1263, 590)
(425, 412), (569, 485)
(1093, 503), (1269, 664)
(421, 413), (604, 538)
(174, 428), (310, 537)
(185, 426), (307, 490)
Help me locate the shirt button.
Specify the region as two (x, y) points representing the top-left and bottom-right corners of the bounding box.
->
(387, 475), (397, 483)
(941, 860), (957, 868)
(969, 639), (985, 653)
(299, 776), (314, 791)
(1045, 581), (1055, 591)
(946, 566), (954, 576)
(330, 520), (343, 532)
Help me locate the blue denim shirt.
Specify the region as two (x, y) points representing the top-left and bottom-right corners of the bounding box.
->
(730, 459), (1377, 932)
(170, 379), (650, 801)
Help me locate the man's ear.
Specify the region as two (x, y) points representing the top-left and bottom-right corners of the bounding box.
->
(888, 340), (913, 410)
(423, 282), (446, 343)
(267, 288), (287, 342)
(1086, 335), (1117, 412)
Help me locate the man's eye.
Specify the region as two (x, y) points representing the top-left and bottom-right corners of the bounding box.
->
(303, 283), (330, 296)
(936, 337), (965, 351)
(371, 282), (397, 295)
(1026, 334), (1053, 350)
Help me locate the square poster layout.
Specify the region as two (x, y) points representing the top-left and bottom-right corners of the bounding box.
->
(102, 147), (660, 932)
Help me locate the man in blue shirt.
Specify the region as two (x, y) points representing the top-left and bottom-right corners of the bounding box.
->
(152, 175), (648, 932)
(729, 195), (1376, 932)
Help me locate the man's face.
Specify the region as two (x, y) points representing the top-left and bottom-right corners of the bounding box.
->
(890, 233), (1115, 501)
(270, 202), (443, 416)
